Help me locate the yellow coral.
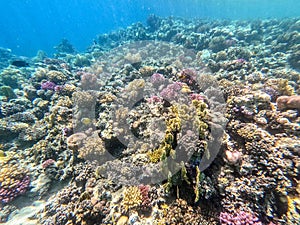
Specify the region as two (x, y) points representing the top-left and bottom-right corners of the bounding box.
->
(122, 186), (142, 210)
(46, 70), (68, 82)
(191, 100), (209, 138)
(126, 79), (145, 91)
(286, 195), (300, 224)
(181, 84), (191, 93)
(147, 105), (182, 163)
(147, 148), (165, 163)
(0, 150), (12, 162)
(266, 78), (295, 96)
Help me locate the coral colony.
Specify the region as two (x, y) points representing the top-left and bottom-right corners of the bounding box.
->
(0, 15), (299, 225)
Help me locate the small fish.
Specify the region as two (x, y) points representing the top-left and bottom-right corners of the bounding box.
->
(11, 60), (29, 67)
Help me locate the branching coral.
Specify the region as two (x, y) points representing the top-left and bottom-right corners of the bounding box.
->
(122, 186), (142, 211)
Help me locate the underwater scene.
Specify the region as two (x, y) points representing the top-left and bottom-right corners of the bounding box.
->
(0, 0), (300, 225)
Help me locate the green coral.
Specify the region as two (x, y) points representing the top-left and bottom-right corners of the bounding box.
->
(192, 100), (209, 139)
(0, 68), (21, 88)
(194, 166), (204, 203)
(0, 86), (17, 100)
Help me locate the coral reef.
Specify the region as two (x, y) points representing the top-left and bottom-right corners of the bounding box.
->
(0, 16), (299, 225)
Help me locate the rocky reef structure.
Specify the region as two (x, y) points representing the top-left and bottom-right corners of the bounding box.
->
(0, 16), (299, 225)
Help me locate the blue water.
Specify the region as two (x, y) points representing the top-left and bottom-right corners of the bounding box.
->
(1, 0), (300, 57)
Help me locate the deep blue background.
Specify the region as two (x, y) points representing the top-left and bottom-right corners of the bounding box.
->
(0, 0), (300, 57)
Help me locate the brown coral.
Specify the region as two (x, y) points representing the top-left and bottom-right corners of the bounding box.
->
(159, 199), (217, 225)
(276, 95), (300, 110)
(78, 131), (107, 164)
(67, 132), (87, 150)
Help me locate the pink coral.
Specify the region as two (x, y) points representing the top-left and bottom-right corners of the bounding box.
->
(150, 73), (165, 86)
(220, 211), (262, 225)
(160, 82), (183, 101)
(225, 150), (242, 165)
(147, 95), (163, 104)
(190, 93), (205, 101)
(138, 184), (151, 210)
(42, 159), (56, 169)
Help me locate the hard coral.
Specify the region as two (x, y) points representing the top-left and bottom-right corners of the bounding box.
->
(138, 184), (151, 210)
(77, 131), (107, 163)
(46, 70), (67, 83)
(276, 95), (300, 111)
(66, 132), (87, 150)
(219, 211), (262, 225)
(159, 198), (214, 224)
(122, 186), (142, 211)
(0, 162), (30, 203)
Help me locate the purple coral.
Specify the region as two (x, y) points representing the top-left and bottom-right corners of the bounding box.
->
(41, 81), (56, 90)
(41, 81), (64, 92)
(236, 58), (247, 64)
(150, 73), (165, 86)
(160, 82), (183, 101)
(0, 175), (30, 203)
(42, 159), (56, 169)
(219, 211), (262, 225)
